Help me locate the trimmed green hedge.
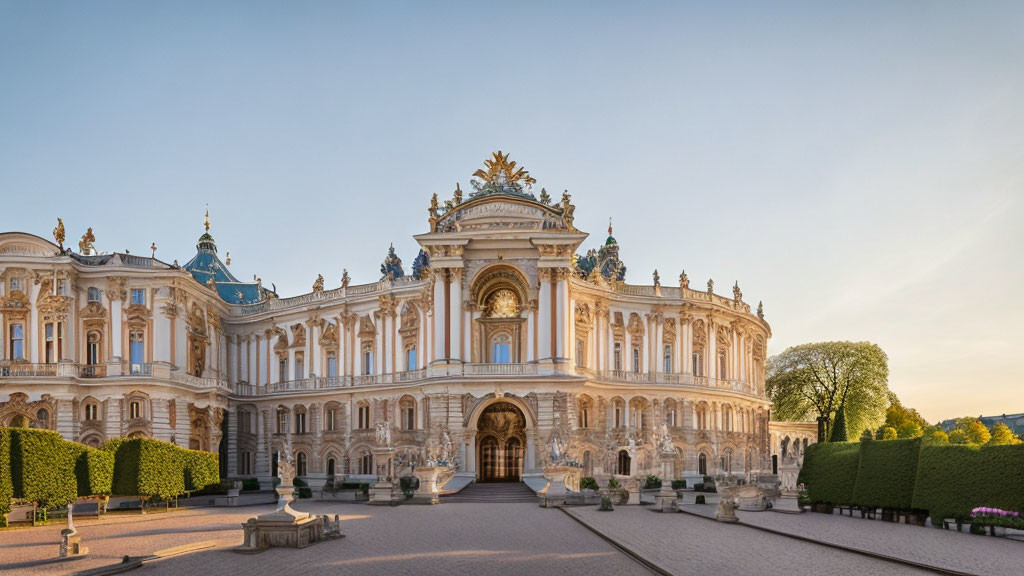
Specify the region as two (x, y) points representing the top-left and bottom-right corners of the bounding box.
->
(0, 430), (11, 525)
(183, 449), (219, 492)
(104, 438), (219, 500)
(852, 438), (921, 510)
(912, 444), (1024, 522)
(799, 441), (861, 505)
(8, 429), (78, 509)
(71, 444), (114, 498)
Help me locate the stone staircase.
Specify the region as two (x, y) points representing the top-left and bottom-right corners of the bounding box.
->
(441, 482), (538, 503)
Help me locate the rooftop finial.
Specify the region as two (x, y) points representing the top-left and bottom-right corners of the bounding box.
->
(608, 217), (613, 236)
(204, 207), (210, 232)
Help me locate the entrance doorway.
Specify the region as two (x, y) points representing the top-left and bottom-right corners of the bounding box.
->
(476, 402), (526, 482)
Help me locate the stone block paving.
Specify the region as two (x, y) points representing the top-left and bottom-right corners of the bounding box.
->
(566, 506), (939, 576)
(726, 505), (1024, 576)
(0, 501), (642, 576)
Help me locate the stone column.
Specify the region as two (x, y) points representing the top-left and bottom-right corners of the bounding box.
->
(432, 271), (445, 363)
(449, 269), (462, 362)
(537, 269), (551, 361)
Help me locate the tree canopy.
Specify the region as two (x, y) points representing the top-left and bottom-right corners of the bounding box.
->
(988, 422), (1023, 446)
(767, 341), (889, 439)
(882, 392), (928, 439)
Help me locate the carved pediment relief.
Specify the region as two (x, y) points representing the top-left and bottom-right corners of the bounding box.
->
(320, 322), (339, 345)
(627, 313), (644, 337)
(0, 290), (30, 317)
(187, 303), (207, 337)
(124, 303), (151, 327)
(80, 300), (107, 320)
(358, 315), (376, 338)
(290, 323), (306, 347)
(574, 302), (592, 327)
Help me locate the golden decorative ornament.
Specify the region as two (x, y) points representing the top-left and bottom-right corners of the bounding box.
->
(473, 151), (536, 187)
(53, 218), (65, 249)
(78, 228), (96, 255)
(486, 289), (520, 318)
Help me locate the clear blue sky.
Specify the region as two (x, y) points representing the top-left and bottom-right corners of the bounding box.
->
(2, 1), (1022, 422)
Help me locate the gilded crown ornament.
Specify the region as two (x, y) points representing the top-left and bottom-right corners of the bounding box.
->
(53, 218), (65, 250)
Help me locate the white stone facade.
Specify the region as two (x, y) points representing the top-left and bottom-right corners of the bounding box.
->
(1, 155), (779, 487)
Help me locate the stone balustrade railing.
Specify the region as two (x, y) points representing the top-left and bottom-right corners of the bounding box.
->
(231, 276), (424, 317)
(232, 363), (756, 397)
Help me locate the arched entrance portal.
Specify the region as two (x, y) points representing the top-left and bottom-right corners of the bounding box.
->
(476, 402), (526, 482)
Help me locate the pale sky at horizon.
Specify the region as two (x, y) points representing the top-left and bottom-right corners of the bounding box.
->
(2, 1), (1022, 423)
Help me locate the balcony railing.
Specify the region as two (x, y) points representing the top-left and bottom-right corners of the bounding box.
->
(0, 363), (59, 377)
(463, 363), (537, 376)
(122, 363), (153, 376)
(80, 364), (107, 378)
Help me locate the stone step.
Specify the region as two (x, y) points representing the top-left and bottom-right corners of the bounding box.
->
(441, 482), (538, 503)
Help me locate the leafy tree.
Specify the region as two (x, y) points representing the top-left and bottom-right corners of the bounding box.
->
(860, 428), (874, 441)
(881, 426), (898, 440)
(883, 392), (927, 439)
(987, 422), (1022, 446)
(767, 341), (889, 440)
(948, 429), (969, 444)
(924, 427), (949, 444)
(829, 404), (848, 442)
(965, 420), (992, 445)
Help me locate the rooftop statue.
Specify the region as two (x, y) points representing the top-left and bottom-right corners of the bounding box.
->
(411, 249), (430, 280)
(679, 269), (689, 290)
(757, 300), (764, 320)
(312, 274), (324, 293)
(469, 151), (537, 198)
(380, 244), (405, 280)
(53, 218), (65, 250)
(560, 190), (576, 230)
(653, 269), (660, 287)
(733, 281), (742, 302)
(707, 278), (714, 294)
(78, 228), (96, 255)
(341, 269), (350, 289)
(452, 182), (463, 204)
(428, 193), (439, 218)
(538, 188), (552, 205)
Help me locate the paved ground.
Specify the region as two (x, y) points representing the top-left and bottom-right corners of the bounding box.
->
(5, 500), (1023, 576)
(566, 506), (938, 576)
(0, 501), (643, 576)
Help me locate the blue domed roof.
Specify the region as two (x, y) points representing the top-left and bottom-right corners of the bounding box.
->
(182, 217), (265, 304)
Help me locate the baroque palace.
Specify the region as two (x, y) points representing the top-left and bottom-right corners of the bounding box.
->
(0, 152), (804, 489)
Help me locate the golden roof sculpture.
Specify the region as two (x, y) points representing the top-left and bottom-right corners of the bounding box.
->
(53, 218), (65, 250)
(472, 151), (536, 187)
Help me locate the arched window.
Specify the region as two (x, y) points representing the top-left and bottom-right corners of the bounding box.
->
(578, 406), (589, 428)
(84, 402), (98, 421)
(698, 452), (708, 476)
(87, 331), (102, 365)
(617, 450), (631, 475)
(490, 332), (512, 364)
(399, 396), (416, 430)
(359, 452), (373, 475)
(87, 287), (101, 302)
(296, 452), (307, 477)
(666, 408), (676, 427)
(326, 457), (336, 477)
(36, 408), (49, 427)
(129, 401), (141, 419)
(325, 408), (336, 431)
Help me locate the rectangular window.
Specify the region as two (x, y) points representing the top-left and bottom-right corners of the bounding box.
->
(326, 409), (336, 431)
(295, 357), (304, 380)
(491, 342), (511, 364)
(295, 413), (306, 434)
(131, 289), (145, 305)
(403, 407), (415, 430)
(129, 331), (144, 369)
(130, 401), (141, 419)
(85, 404), (98, 420)
(88, 287), (101, 302)
(10, 323), (24, 360)
(631, 347), (640, 373)
(279, 359), (287, 383)
(614, 406), (622, 428)
(692, 353), (702, 376)
(719, 355), (727, 379)
(327, 355), (338, 378)
(406, 347), (417, 371)
(363, 351), (374, 375)
(613, 342), (622, 371)
(358, 405), (370, 429)
(278, 412), (287, 434)
(10, 278), (21, 292)
(663, 345), (672, 373)
(45, 323), (55, 363)
(575, 339), (585, 368)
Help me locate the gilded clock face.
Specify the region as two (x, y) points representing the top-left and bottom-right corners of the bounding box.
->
(486, 289), (520, 318)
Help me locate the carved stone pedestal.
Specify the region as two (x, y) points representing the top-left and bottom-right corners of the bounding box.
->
(59, 529), (88, 558)
(540, 466), (574, 508)
(772, 491), (803, 514)
(654, 456), (677, 512)
(368, 481), (399, 506)
(234, 486), (342, 553)
(411, 466), (448, 505)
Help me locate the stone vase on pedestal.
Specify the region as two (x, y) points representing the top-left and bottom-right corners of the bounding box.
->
(368, 446), (399, 506)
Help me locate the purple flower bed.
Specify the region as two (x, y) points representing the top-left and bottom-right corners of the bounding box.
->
(970, 507), (1024, 530)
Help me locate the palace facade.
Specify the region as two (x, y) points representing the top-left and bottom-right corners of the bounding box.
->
(0, 153), (780, 488)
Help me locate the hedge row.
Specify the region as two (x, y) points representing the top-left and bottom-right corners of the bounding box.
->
(0, 428), (114, 519)
(852, 438), (921, 510)
(799, 441), (861, 505)
(802, 439), (1024, 521)
(0, 430), (11, 523)
(912, 444), (1024, 522)
(104, 438), (219, 500)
